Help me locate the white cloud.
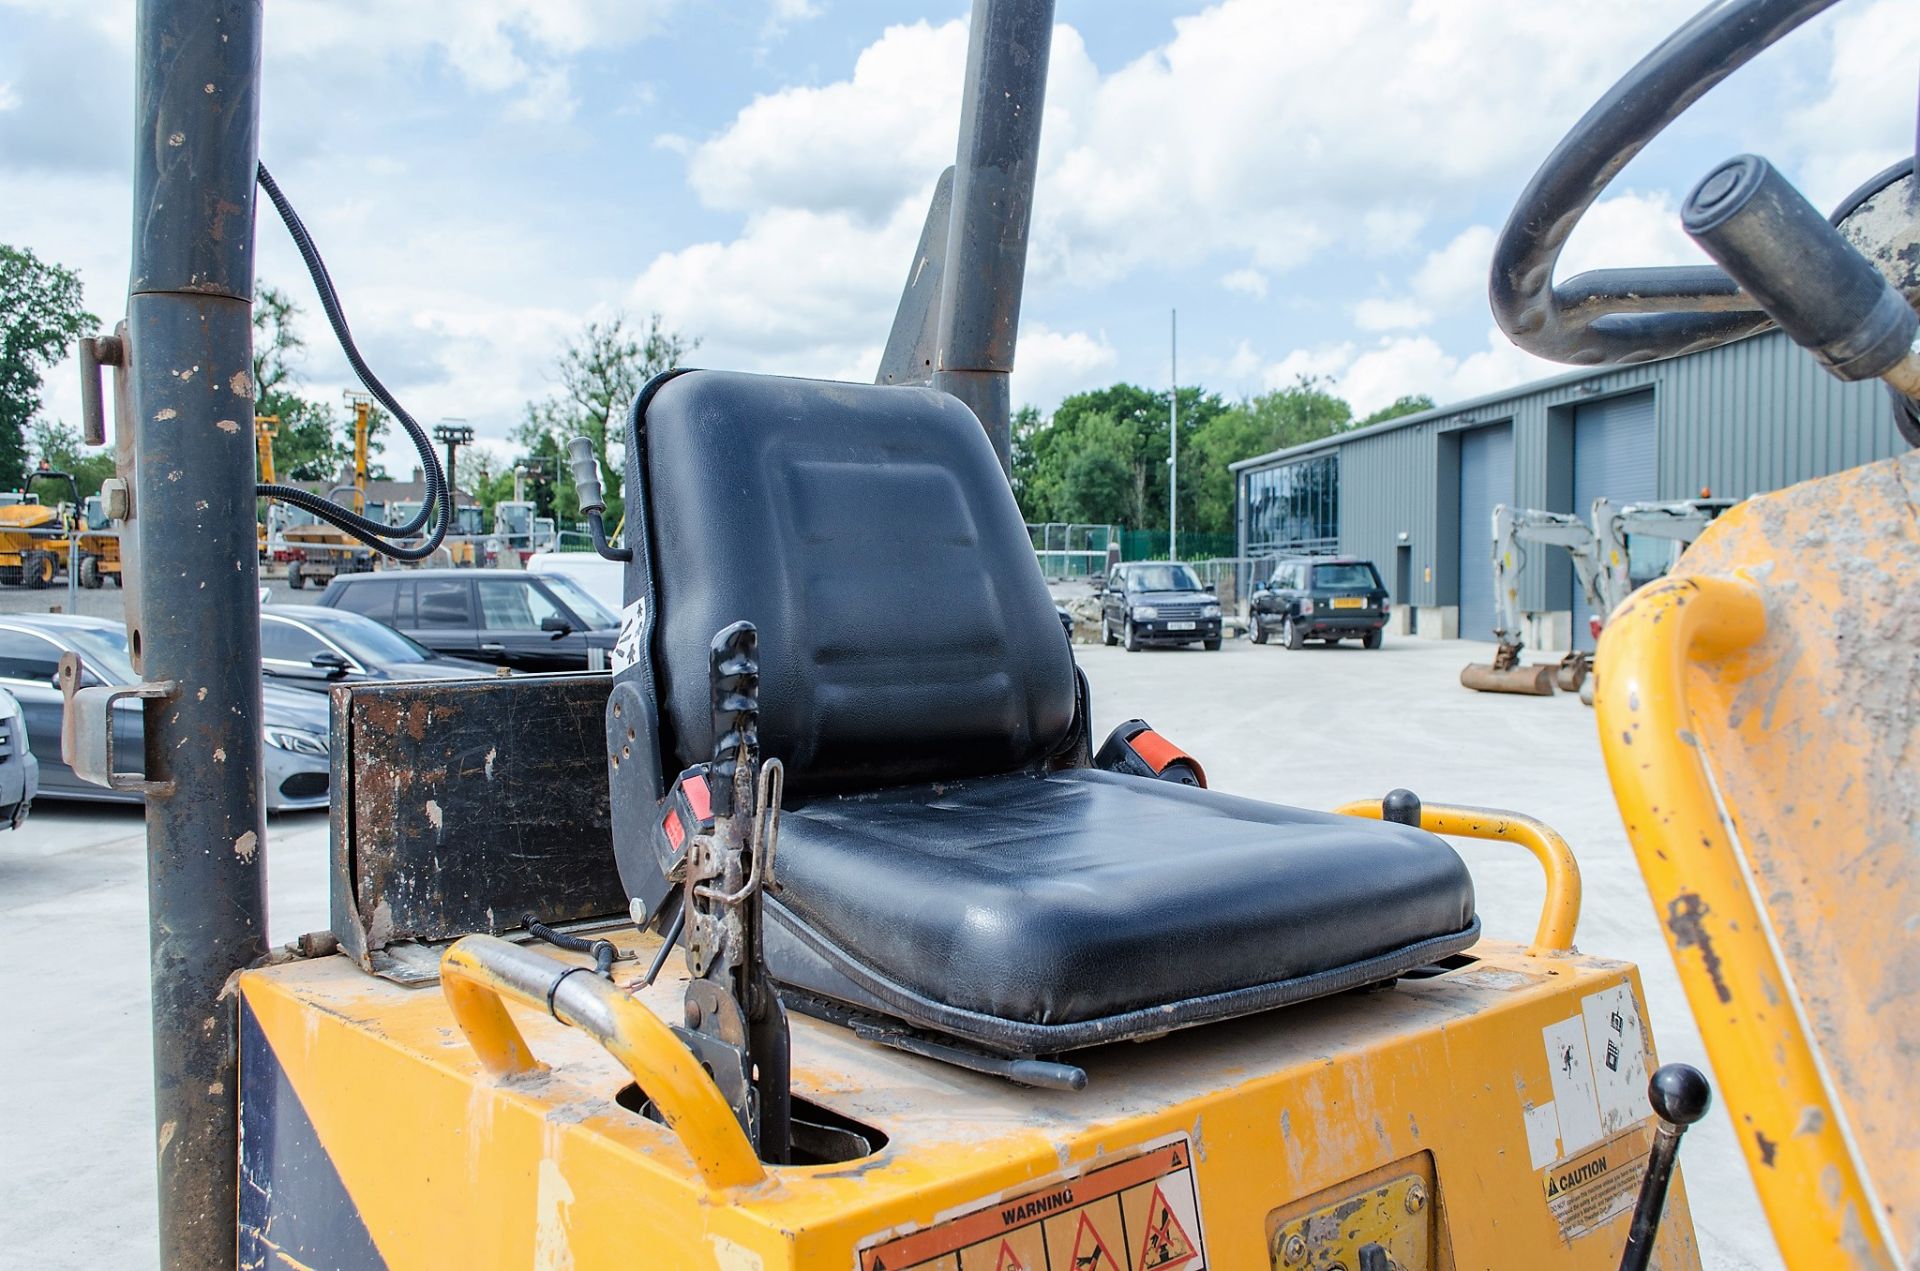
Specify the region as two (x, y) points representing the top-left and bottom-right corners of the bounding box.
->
(1012, 324), (1119, 409)
(1554, 190), (1705, 278)
(1264, 326), (1562, 418)
(1220, 268), (1269, 299)
(685, 20), (968, 219)
(632, 196), (931, 380)
(1782, 0), (1919, 208)
(1351, 297), (1431, 332)
(0, 82), (17, 112)
(1411, 225), (1497, 313)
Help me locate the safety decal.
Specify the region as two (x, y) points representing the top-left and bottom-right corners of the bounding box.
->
(610, 597), (645, 674)
(855, 1136), (1207, 1271)
(1522, 981), (1652, 1170)
(1539, 1125), (1653, 1242)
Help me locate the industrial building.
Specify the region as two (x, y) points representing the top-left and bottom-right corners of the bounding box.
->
(1231, 328), (1905, 648)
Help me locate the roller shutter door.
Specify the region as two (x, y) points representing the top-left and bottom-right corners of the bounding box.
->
(1456, 423), (1512, 643)
(1571, 390), (1657, 650)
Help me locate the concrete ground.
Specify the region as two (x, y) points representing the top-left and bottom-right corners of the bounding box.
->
(0, 627), (1781, 1268)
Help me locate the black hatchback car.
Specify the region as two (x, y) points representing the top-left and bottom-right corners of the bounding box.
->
(1099, 561), (1222, 651)
(261, 604), (493, 691)
(318, 569), (621, 672)
(1249, 556), (1390, 649)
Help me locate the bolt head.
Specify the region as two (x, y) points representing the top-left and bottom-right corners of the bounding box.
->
(1405, 1181), (1427, 1214)
(1281, 1233), (1308, 1264)
(684, 998), (703, 1027)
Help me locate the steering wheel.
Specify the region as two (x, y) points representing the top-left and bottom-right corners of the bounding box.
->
(1490, 0), (1856, 367)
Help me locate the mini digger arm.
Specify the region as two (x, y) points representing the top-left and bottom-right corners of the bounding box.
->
(1589, 498), (1733, 625)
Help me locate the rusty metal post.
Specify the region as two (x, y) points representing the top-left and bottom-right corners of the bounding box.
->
(129, 2), (266, 1266)
(932, 0), (1054, 475)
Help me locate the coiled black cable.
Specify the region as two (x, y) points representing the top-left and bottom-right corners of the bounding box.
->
(255, 162), (450, 560)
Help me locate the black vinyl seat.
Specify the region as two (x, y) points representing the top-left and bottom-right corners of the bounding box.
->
(613, 370), (1478, 1059)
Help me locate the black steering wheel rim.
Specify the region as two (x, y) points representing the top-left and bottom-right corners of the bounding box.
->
(1490, 0), (1842, 367)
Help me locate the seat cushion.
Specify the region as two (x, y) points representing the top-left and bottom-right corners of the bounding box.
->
(641, 371), (1076, 793)
(766, 768), (1478, 1050)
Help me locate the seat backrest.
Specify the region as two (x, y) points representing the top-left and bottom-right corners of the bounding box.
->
(638, 371), (1075, 794)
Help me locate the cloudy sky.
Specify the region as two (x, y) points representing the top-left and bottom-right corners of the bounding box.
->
(2, 0), (1913, 468)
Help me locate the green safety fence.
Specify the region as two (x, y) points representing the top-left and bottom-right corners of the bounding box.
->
(1118, 530), (1237, 561)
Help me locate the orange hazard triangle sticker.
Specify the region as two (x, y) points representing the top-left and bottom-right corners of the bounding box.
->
(1136, 1185), (1199, 1270)
(1068, 1212), (1122, 1271)
(993, 1240), (1030, 1271)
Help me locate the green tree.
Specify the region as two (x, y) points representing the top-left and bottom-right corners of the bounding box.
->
(1185, 377), (1354, 534)
(253, 284), (347, 483)
(517, 312), (696, 527)
(1, 245), (97, 490)
(27, 419), (116, 500)
(1359, 393), (1435, 427)
(1014, 383), (1227, 531)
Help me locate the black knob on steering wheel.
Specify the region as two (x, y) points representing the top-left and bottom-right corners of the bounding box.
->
(1490, 0), (1842, 367)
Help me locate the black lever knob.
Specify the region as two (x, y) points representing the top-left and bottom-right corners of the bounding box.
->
(1683, 154), (1917, 386)
(1382, 788), (1422, 827)
(1647, 1061), (1712, 1128)
(1618, 1063), (1713, 1271)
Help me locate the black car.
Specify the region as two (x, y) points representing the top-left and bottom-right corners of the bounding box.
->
(319, 569), (621, 672)
(1099, 561), (1223, 651)
(261, 604), (494, 692)
(1249, 556), (1389, 650)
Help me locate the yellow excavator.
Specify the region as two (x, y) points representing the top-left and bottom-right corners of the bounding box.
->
(280, 393), (376, 589)
(61, 1), (1916, 1268)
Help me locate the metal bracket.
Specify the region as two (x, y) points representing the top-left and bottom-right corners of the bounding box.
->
(57, 652), (175, 795)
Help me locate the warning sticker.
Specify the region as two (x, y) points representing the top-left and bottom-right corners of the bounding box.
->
(610, 597), (645, 674)
(1522, 981), (1655, 1170)
(1540, 1127), (1652, 1242)
(855, 1137), (1207, 1271)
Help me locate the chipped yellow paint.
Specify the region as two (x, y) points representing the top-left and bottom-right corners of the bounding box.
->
(1596, 452), (1920, 1269)
(239, 930), (1699, 1269)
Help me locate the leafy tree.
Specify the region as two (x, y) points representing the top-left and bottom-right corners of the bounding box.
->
(1013, 383), (1227, 531)
(1184, 377), (1354, 534)
(27, 420), (116, 500)
(1, 245), (96, 489)
(517, 312), (696, 527)
(1359, 393), (1435, 427)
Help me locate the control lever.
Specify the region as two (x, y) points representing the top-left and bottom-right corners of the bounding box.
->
(1618, 1063), (1712, 1271)
(1682, 155), (1920, 399)
(673, 621), (791, 1164)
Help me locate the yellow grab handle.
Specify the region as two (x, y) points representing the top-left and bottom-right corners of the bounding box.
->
(1335, 798), (1582, 956)
(440, 934), (767, 1191)
(1596, 574), (1891, 1269)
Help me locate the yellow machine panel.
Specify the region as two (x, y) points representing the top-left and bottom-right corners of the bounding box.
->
(237, 930), (1699, 1270)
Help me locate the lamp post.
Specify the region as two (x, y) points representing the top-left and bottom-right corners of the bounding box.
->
(1168, 309), (1178, 561)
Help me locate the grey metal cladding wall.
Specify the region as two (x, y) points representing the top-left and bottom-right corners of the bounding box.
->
(1336, 422), (1438, 606)
(1654, 329), (1900, 500)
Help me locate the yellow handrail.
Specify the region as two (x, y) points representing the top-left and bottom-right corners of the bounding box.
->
(1595, 574), (1889, 1269)
(440, 934), (767, 1191)
(1335, 799), (1582, 956)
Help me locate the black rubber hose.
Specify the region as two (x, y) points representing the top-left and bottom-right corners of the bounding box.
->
(523, 915), (617, 979)
(255, 162), (450, 560)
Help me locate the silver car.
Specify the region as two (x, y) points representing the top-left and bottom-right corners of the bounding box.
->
(0, 614), (330, 812)
(0, 687), (35, 828)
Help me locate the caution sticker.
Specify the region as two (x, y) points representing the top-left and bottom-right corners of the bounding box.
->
(610, 597), (645, 674)
(856, 1136), (1207, 1271)
(1540, 1126), (1652, 1242)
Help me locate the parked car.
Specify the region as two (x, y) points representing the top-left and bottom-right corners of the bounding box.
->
(1249, 556), (1390, 650)
(0, 687), (36, 829)
(261, 604), (493, 693)
(527, 549), (624, 615)
(0, 614), (331, 810)
(1099, 561), (1223, 651)
(319, 568), (621, 672)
